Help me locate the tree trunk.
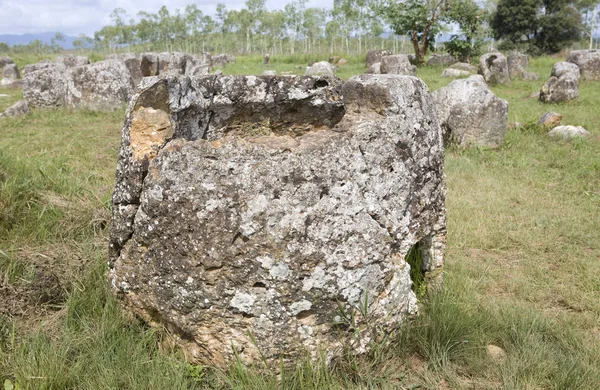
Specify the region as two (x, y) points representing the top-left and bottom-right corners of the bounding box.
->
(590, 8), (596, 50)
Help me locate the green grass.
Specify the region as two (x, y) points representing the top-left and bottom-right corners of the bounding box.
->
(1, 54), (600, 389)
(221, 53), (367, 80)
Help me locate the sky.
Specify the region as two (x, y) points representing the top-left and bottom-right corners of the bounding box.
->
(0, 0), (333, 36)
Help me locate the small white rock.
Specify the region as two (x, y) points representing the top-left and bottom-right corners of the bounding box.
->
(548, 125), (590, 139)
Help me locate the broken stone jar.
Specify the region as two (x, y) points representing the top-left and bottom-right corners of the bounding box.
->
(109, 74), (447, 368)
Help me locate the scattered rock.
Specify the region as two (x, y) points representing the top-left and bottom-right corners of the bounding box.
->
(141, 53), (160, 77)
(56, 54), (89, 67)
(337, 58), (348, 66)
(0, 57), (14, 69)
(263, 53), (270, 65)
(538, 111), (563, 128)
(212, 54), (236, 68)
(109, 74), (446, 368)
(65, 59), (134, 110)
(478, 52), (510, 85)
(441, 68), (471, 78)
(23, 59), (134, 110)
(22, 63), (68, 108)
(566, 49), (600, 80)
(486, 344), (507, 363)
(305, 61), (335, 77)
(2, 63), (20, 81)
(431, 75), (508, 147)
(449, 62), (477, 74)
(427, 53), (456, 66)
(366, 62), (381, 74)
(366, 50), (392, 67)
(380, 55), (416, 75)
(0, 100), (29, 117)
(549, 125), (590, 139)
(507, 52), (529, 79)
(187, 63), (210, 77)
(523, 71), (539, 81)
(23, 60), (55, 76)
(262, 70), (277, 76)
(540, 62), (580, 103)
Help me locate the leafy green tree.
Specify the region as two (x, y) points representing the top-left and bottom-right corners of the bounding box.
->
(380, 0), (453, 65)
(0, 42), (9, 52)
(536, 1), (582, 53)
(50, 32), (65, 52)
(72, 34), (93, 52)
(490, 0), (539, 51)
(444, 0), (486, 62)
(491, 0), (582, 54)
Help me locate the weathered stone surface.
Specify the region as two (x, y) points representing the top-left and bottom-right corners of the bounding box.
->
(212, 54), (236, 68)
(2, 63), (20, 80)
(56, 54), (90, 67)
(507, 52), (529, 79)
(380, 55), (417, 75)
(305, 61), (335, 77)
(65, 59), (134, 110)
(566, 49), (600, 80)
(538, 111), (562, 128)
(540, 62), (580, 103)
(0, 57), (14, 69)
(109, 74), (446, 368)
(23, 60), (55, 76)
(141, 53), (160, 77)
(1, 79), (22, 90)
(106, 53), (144, 86)
(548, 125), (590, 138)
(22, 63), (68, 108)
(187, 63), (210, 77)
(449, 62), (477, 74)
(263, 53), (270, 65)
(0, 100), (29, 118)
(366, 62), (381, 74)
(432, 75), (508, 147)
(366, 50), (392, 67)
(157, 52), (193, 75)
(427, 53), (456, 66)
(262, 70), (277, 76)
(441, 68), (471, 78)
(478, 52), (510, 85)
(122, 54), (143, 86)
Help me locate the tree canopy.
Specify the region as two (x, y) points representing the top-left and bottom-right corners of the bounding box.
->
(491, 0), (582, 54)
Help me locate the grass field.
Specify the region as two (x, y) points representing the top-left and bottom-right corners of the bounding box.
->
(1, 54), (599, 389)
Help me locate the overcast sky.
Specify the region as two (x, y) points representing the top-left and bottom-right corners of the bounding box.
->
(0, 0), (333, 36)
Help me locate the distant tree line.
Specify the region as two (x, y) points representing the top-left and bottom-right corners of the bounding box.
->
(1, 0), (598, 63)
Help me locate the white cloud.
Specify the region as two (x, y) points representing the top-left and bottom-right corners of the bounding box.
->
(0, 0), (332, 36)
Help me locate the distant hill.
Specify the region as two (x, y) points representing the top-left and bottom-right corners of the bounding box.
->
(0, 32), (78, 50)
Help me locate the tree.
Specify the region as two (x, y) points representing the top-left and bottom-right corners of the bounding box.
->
(444, 0), (486, 62)
(285, 0), (308, 54)
(72, 34), (93, 52)
(536, 1), (582, 53)
(50, 32), (65, 52)
(578, 0), (600, 48)
(381, 0), (454, 65)
(491, 0), (582, 54)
